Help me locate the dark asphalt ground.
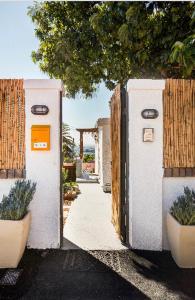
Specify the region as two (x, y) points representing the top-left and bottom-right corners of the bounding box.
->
(0, 249), (195, 300)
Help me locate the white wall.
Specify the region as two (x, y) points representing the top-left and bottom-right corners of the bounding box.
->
(76, 159), (82, 178)
(0, 80), (62, 249)
(102, 122), (111, 191)
(98, 127), (103, 185)
(24, 79), (62, 249)
(128, 79), (165, 251)
(96, 118), (111, 191)
(95, 140), (99, 174)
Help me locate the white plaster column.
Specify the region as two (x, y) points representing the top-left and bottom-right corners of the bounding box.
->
(127, 79), (165, 251)
(98, 127), (103, 185)
(95, 140), (99, 175)
(24, 79), (62, 249)
(96, 118), (111, 191)
(76, 159), (82, 178)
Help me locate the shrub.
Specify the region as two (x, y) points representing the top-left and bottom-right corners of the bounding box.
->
(170, 186), (195, 225)
(0, 180), (36, 221)
(83, 154), (95, 163)
(62, 168), (68, 183)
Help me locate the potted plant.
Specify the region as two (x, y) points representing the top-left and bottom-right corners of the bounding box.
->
(0, 180), (36, 268)
(167, 186), (195, 268)
(62, 169), (79, 200)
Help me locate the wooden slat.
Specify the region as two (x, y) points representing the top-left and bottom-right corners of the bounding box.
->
(110, 84), (121, 237)
(164, 79), (195, 168)
(0, 79), (25, 170)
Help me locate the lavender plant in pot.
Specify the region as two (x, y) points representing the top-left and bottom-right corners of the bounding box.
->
(0, 180), (36, 268)
(167, 186), (195, 268)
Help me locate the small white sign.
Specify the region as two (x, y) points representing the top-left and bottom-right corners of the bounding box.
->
(34, 142), (48, 149)
(143, 128), (154, 142)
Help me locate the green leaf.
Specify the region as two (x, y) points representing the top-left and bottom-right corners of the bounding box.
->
(28, 2), (195, 97)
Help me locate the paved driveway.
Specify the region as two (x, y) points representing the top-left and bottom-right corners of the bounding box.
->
(0, 249), (195, 299)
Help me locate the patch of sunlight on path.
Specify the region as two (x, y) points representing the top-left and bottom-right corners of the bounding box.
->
(63, 183), (127, 250)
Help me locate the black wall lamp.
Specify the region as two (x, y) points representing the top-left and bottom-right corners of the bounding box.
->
(31, 105), (49, 115)
(141, 109), (159, 119)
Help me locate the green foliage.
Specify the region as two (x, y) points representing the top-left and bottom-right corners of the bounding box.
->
(83, 154), (95, 163)
(62, 123), (75, 160)
(0, 180), (36, 221)
(28, 2), (195, 97)
(64, 157), (75, 163)
(63, 179), (79, 194)
(62, 168), (68, 185)
(170, 187), (195, 225)
(62, 168), (74, 193)
(170, 10), (195, 77)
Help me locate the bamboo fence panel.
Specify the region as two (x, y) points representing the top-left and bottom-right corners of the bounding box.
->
(110, 84), (121, 237)
(163, 79), (195, 168)
(0, 79), (25, 170)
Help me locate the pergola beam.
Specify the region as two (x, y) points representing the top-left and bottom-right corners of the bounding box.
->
(76, 128), (98, 133)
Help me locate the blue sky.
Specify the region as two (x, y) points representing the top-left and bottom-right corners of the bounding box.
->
(0, 1), (112, 146)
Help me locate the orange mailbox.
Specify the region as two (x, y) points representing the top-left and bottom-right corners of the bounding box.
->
(31, 125), (50, 151)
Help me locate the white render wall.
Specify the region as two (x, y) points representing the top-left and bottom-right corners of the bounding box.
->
(102, 122), (111, 190)
(128, 79), (165, 251)
(96, 118), (111, 191)
(24, 79), (62, 249)
(95, 140), (99, 174)
(98, 127), (103, 185)
(0, 80), (62, 249)
(127, 79), (195, 251)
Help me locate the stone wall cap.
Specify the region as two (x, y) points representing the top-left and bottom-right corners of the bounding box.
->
(96, 118), (110, 126)
(24, 79), (64, 92)
(127, 79), (165, 91)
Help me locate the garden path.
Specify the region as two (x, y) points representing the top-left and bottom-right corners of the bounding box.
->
(63, 183), (126, 250)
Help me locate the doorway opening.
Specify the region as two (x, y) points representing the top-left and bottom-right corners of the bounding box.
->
(61, 85), (129, 250)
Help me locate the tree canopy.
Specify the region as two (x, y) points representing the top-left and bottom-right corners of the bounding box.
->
(28, 1), (195, 97)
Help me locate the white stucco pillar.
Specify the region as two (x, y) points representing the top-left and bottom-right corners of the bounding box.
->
(76, 158), (82, 178)
(95, 140), (99, 175)
(127, 79), (165, 251)
(24, 79), (62, 249)
(96, 118), (111, 192)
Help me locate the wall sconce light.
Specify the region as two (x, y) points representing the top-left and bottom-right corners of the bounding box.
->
(141, 109), (159, 119)
(31, 105), (49, 115)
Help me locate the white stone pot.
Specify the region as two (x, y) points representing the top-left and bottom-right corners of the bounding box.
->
(0, 211), (31, 268)
(167, 213), (195, 268)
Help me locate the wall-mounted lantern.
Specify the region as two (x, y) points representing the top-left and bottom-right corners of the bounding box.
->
(141, 109), (159, 119)
(31, 105), (49, 115)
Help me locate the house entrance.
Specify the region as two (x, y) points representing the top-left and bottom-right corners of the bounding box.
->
(61, 93), (128, 250)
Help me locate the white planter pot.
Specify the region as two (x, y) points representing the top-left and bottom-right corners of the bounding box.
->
(167, 213), (195, 268)
(0, 212), (31, 268)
